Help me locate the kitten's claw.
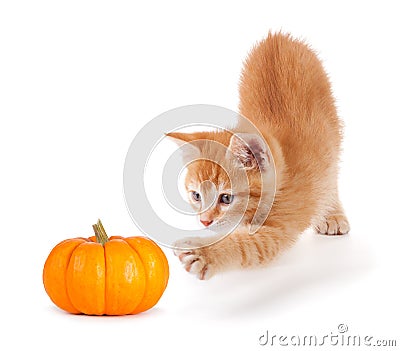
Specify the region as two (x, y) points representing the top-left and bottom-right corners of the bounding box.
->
(173, 238), (215, 280)
(177, 250), (214, 280)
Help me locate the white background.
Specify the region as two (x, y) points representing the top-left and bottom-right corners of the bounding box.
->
(1, 1), (399, 350)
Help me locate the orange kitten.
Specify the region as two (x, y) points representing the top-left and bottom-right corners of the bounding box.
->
(168, 33), (349, 279)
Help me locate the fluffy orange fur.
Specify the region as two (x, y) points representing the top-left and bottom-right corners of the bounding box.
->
(169, 33), (349, 279)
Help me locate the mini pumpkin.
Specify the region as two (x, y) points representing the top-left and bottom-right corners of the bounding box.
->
(43, 220), (169, 315)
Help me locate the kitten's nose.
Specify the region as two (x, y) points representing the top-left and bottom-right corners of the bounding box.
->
(200, 220), (213, 227)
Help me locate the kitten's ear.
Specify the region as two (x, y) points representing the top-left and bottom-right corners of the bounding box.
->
(166, 132), (201, 164)
(165, 132), (196, 145)
(228, 133), (271, 172)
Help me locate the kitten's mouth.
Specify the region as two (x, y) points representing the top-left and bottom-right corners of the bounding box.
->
(201, 219), (230, 232)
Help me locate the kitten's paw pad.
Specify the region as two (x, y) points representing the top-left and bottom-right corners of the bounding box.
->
(317, 214), (350, 235)
(178, 251), (214, 280)
(173, 240), (215, 280)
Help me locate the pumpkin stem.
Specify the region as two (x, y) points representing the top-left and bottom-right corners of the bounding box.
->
(92, 219), (109, 245)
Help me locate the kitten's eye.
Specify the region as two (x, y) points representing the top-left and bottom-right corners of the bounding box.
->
(220, 193), (234, 205)
(191, 191), (201, 202)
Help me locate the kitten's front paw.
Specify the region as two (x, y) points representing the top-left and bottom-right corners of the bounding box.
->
(173, 238), (215, 280)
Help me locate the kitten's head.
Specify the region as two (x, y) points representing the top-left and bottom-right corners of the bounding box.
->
(167, 130), (274, 233)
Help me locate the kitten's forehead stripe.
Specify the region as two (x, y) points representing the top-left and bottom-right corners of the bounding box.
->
(190, 160), (232, 193)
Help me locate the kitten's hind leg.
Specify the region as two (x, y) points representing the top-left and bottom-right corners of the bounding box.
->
(316, 202), (350, 235)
